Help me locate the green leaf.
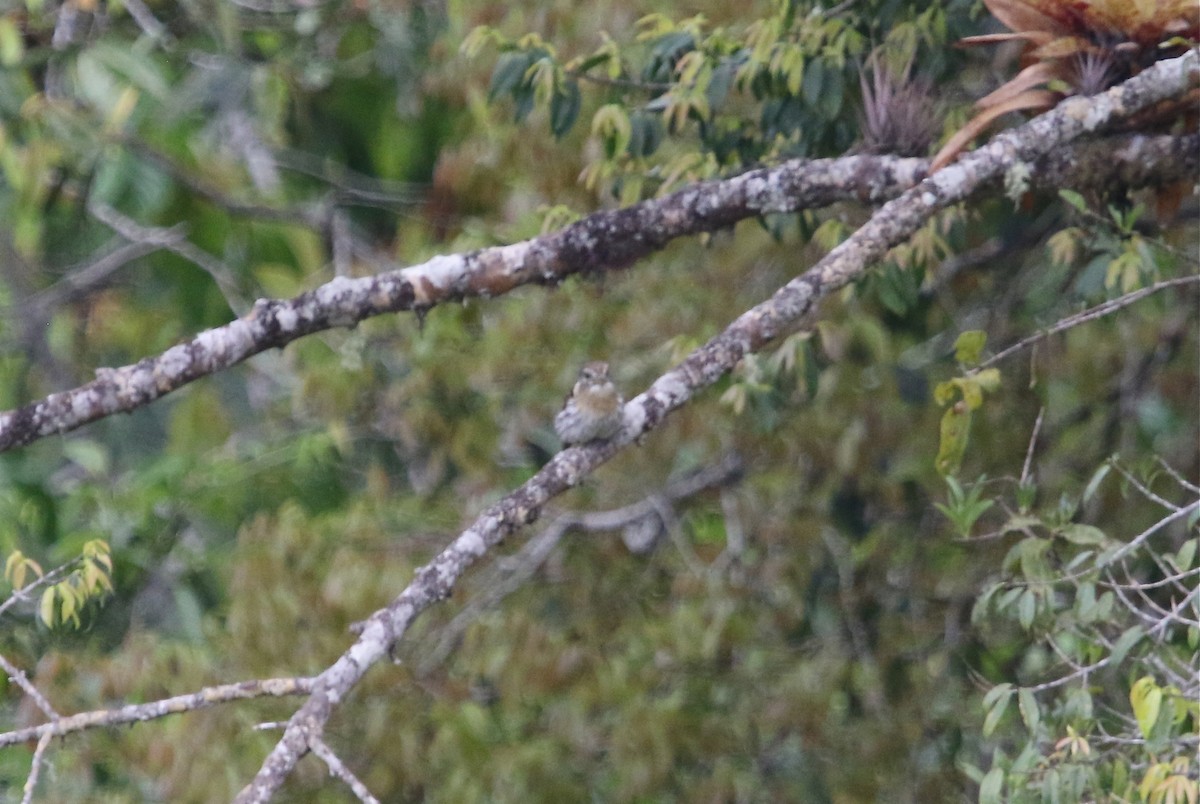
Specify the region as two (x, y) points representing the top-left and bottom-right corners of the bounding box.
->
(817, 63), (844, 120)
(1018, 687), (1039, 734)
(549, 81), (581, 138)
(936, 404), (970, 476)
(979, 766), (1004, 804)
(1058, 188), (1088, 213)
(954, 330), (987, 366)
(1081, 463), (1111, 504)
(983, 684), (1012, 736)
(959, 378), (983, 411)
(628, 110), (662, 157)
(1059, 524), (1107, 546)
(1171, 538), (1196, 572)
(973, 368), (1001, 393)
(40, 586), (56, 627)
(801, 57), (825, 107)
(1064, 687), (1093, 723)
(489, 51), (535, 101)
(1108, 625), (1144, 669)
(0, 18), (23, 67)
(1129, 676), (1162, 741)
(1017, 589), (1036, 630)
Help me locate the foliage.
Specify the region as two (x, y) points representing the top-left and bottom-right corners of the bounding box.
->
(967, 458), (1198, 803)
(0, 0), (1195, 801)
(466, 0), (974, 201)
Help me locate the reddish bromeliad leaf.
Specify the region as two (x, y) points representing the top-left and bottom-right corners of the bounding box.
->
(930, 0), (1199, 171)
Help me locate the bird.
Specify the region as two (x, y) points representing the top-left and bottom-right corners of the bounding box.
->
(554, 361), (625, 446)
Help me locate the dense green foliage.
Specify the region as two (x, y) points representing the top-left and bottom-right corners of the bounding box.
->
(0, 0), (1195, 800)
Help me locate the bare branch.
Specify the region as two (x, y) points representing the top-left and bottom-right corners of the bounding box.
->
(309, 737), (380, 804)
(4, 125), (1195, 454)
(88, 202), (250, 313)
(0, 653), (58, 720)
(0, 676), (315, 749)
(418, 454), (743, 673)
(974, 275), (1200, 374)
(21, 733), (53, 804)
(233, 51), (1200, 804)
(1020, 407), (1044, 487)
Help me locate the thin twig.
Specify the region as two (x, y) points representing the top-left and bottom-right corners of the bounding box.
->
(88, 202), (249, 313)
(310, 737), (380, 804)
(21, 732), (53, 804)
(974, 275), (1200, 373)
(416, 455), (743, 673)
(0, 676), (316, 748)
(1110, 459), (1189, 512)
(0, 653), (58, 720)
(1020, 407), (1044, 486)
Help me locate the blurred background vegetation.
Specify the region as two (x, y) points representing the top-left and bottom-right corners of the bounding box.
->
(0, 0), (1196, 800)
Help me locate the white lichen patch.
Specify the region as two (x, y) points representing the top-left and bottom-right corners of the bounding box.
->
(496, 241), (532, 274)
(315, 275), (364, 327)
(1061, 96), (1106, 131)
(403, 254), (466, 305)
(621, 400), (646, 436)
(193, 327), (228, 361)
(458, 530), (486, 557)
(651, 371), (691, 406)
(275, 305), (299, 331)
(744, 173), (792, 213)
(157, 344), (193, 381)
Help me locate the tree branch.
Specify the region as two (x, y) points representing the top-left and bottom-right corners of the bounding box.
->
(417, 453), (743, 673)
(233, 49), (1200, 804)
(0, 676), (315, 749)
(3, 127), (1195, 453)
(973, 275), (1200, 373)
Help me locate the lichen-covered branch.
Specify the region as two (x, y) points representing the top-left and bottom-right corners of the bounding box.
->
(233, 49), (1200, 804)
(3, 124), (1196, 453)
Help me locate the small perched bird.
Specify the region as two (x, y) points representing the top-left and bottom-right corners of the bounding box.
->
(554, 361), (624, 446)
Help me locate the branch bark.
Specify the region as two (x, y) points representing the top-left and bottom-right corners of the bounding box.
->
(2, 128), (1195, 453)
(232, 49), (1200, 804)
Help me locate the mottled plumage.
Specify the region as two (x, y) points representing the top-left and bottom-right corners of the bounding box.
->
(554, 361), (624, 446)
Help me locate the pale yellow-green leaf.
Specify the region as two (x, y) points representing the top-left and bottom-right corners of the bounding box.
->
(9, 559), (26, 590)
(515, 32), (551, 55)
(936, 404), (970, 476)
(1046, 227), (1081, 266)
(933, 379), (957, 407)
(974, 368), (1001, 393)
(1139, 762), (1170, 804)
(105, 86), (139, 133)
(527, 58), (557, 106)
(40, 586), (57, 627)
(459, 26), (503, 59)
(618, 173), (644, 207)
(4, 550), (24, 583)
(591, 104), (632, 155)
(0, 18), (24, 67)
(720, 383), (747, 415)
(59, 583), (77, 623)
(954, 330), (987, 366)
(959, 378), (983, 411)
(812, 218), (848, 251)
(1130, 676), (1162, 741)
(636, 13), (676, 40)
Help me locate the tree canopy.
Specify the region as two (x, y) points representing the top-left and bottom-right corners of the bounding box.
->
(0, 1), (1196, 801)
